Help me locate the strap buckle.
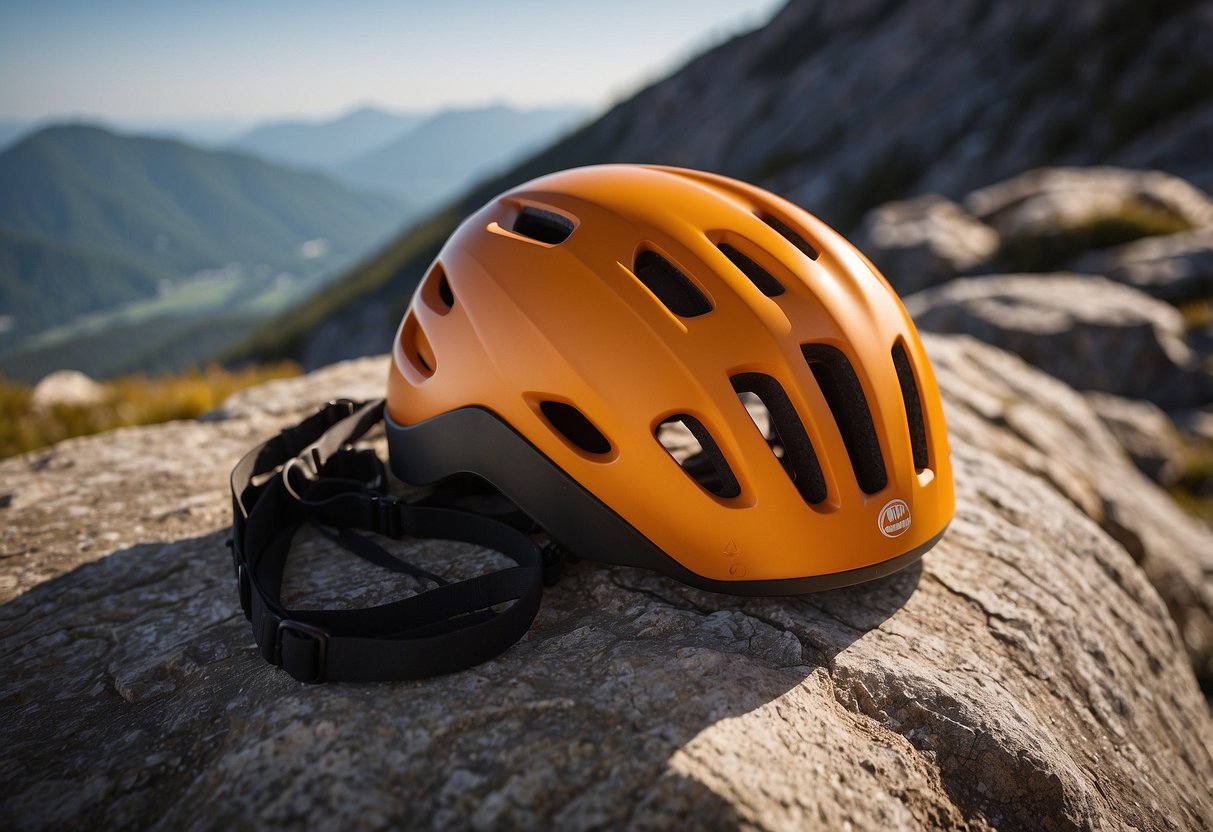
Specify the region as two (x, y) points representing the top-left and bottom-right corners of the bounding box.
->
(277, 620), (329, 683)
(372, 493), (410, 538)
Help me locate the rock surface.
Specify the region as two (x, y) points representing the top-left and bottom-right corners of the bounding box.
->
(1072, 228), (1213, 305)
(1177, 405), (1213, 445)
(859, 195), (1000, 294)
(964, 167), (1213, 241)
(28, 368), (106, 410)
(2, 343), (1212, 831)
(906, 274), (1210, 409)
(1084, 392), (1183, 485)
(923, 336), (1213, 697)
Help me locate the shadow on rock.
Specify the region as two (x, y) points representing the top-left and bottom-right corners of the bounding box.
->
(0, 525), (920, 830)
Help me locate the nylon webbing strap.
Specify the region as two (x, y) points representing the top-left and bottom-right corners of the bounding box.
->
(229, 398), (544, 683)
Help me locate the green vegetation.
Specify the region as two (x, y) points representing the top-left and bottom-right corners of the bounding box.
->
(0, 227), (165, 342)
(995, 199), (1194, 273)
(0, 362), (299, 460)
(0, 310), (273, 382)
(1179, 299), (1213, 332)
(0, 124), (409, 345)
(223, 205), (460, 364)
(1171, 439), (1213, 525)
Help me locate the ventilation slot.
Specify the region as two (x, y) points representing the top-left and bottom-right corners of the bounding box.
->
(402, 314), (436, 378)
(422, 264), (454, 313)
(892, 342), (929, 471)
(540, 401), (612, 455)
(512, 206), (574, 244)
(732, 373), (827, 503)
(437, 272), (454, 309)
(759, 213), (819, 260)
(656, 415), (740, 498)
(718, 243), (785, 297)
(802, 344), (887, 494)
(633, 250), (712, 317)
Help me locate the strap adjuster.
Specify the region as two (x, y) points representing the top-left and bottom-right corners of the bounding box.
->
(372, 494), (410, 538)
(277, 620), (329, 683)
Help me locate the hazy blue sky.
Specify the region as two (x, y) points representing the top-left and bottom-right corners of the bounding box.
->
(0, 0), (782, 122)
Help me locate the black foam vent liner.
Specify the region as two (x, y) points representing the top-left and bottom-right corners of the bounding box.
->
(437, 271), (454, 309)
(892, 342), (929, 471)
(634, 250), (713, 317)
(732, 373), (827, 503)
(802, 344), (888, 494)
(718, 243), (785, 297)
(656, 414), (740, 498)
(540, 401), (612, 455)
(513, 206), (574, 244)
(759, 213), (819, 260)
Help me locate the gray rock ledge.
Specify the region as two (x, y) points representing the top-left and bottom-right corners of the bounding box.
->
(1, 344), (1211, 831)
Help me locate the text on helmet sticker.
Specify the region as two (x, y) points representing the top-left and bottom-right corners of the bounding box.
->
(878, 499), (911, 538)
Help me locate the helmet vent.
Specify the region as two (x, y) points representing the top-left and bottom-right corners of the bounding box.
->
(421, 264), (454, 314)
(539, 401), (612, 456)
(892, 341), (930, 471)
(802, 344), (888, 494)
(759, 213), (819, 260)
(731, 373), (827, 504)
(718, 243), (785, 297)
(513, 206), (574, 245)
(633, 250), (713, 317)
(401, 313), (436, 378)
(656, 415), (740, 498)
(437, 272), (455, 309)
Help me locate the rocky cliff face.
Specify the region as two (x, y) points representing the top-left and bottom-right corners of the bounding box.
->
(2, 341), (1211, 830)
(231, 0), (1213, 370)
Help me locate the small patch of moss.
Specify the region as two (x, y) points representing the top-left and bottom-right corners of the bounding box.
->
(1170, 439), (1213, 526)
(995, 198), (1194, 272)
(1179, 299), (1213, 332)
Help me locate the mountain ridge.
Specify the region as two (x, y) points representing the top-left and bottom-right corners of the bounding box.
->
(0, 124), (408, 272)
(0, 124), (410, 366)
(334, 104), (588, 202)
(227, 106), (426, 171)
(228, 0), (1213, 369)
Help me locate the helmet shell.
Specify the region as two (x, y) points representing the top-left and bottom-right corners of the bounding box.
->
(387, 165), (953, 588)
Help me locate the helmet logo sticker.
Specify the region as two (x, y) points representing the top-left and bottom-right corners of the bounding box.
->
(879, 499), (911, 538)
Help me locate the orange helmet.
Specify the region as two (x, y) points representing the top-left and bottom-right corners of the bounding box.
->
(385, 165), (953, 593)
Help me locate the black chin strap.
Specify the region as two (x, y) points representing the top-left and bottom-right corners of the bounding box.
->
(229, 399), (544, 683)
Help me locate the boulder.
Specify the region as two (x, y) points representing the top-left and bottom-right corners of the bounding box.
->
(965, 166), (1213, 240)
(1176, 405), (1213, 445)
(1, 346), (1211, 831)
(962, 167), (1213, 272)
(28, 369), (106, 410)
(923, 335), (1213, 694)
(1084, 392), (1183, 485)
(905, 273), (1210, 409)
(1071, 227), (1213, 305)
(859, 195), (1000, 294)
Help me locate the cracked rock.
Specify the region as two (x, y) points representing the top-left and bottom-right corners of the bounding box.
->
(906, 273), (1211, 409)
(1, 345), (1211, 831)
